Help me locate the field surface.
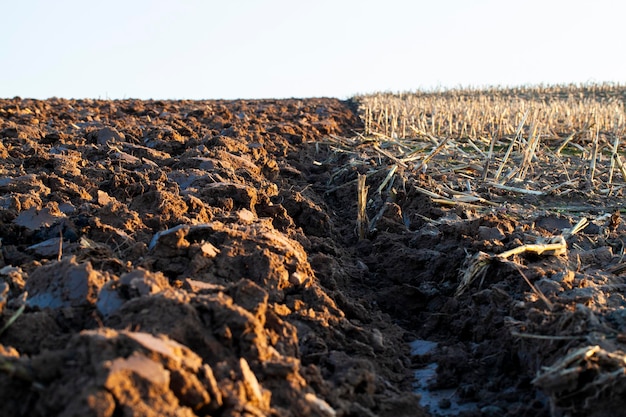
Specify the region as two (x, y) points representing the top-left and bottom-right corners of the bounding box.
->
(1, 87), (626, 416)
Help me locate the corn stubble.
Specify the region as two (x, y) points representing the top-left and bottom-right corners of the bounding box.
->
(357, 83), (625, 143)
(355, 83), (626, 196)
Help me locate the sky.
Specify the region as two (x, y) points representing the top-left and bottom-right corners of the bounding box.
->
(2, 0), (625, 100)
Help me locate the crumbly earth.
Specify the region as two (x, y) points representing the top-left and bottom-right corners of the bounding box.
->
(0, 97), (625, 417)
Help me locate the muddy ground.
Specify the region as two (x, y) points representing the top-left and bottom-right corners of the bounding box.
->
(0, 96), (625, 417)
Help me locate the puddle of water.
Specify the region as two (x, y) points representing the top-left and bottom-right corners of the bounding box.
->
(411, 339), (478, 416)
(410, 339), (438, 356)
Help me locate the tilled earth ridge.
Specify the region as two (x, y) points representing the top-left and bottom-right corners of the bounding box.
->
(0, 98), (423, 417)
(1, 97), (626, 417)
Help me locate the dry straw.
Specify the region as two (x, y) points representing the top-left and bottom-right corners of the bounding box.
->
(455, 218), (588, 297)
(356, 174), (368, 240)
(352, 83), (626, 206)
(357, 83), (626, 143)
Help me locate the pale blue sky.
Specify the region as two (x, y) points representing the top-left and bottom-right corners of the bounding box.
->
(2, 0), (625, 99)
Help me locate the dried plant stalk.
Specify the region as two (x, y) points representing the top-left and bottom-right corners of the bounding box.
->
(0, 304), (25, 336)
(613, 153), (626, 181)
(375, 164), (397, 195)
(356, 174), (369, 240)
(589, 123), (600, 183)
(485, 182), (545, 196)
(494, 110), (530, 182)
(414, 135), (452, 172)
(512, 263), (553, 310)
(456, 228), (580, 297)
(498, 236), (567, 259)
(608, 133), (620, 185)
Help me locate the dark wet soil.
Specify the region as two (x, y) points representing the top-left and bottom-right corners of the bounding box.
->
(1, 96), (626, 417)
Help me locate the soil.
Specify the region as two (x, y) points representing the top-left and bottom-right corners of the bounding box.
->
(1, 96), (625, 417)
